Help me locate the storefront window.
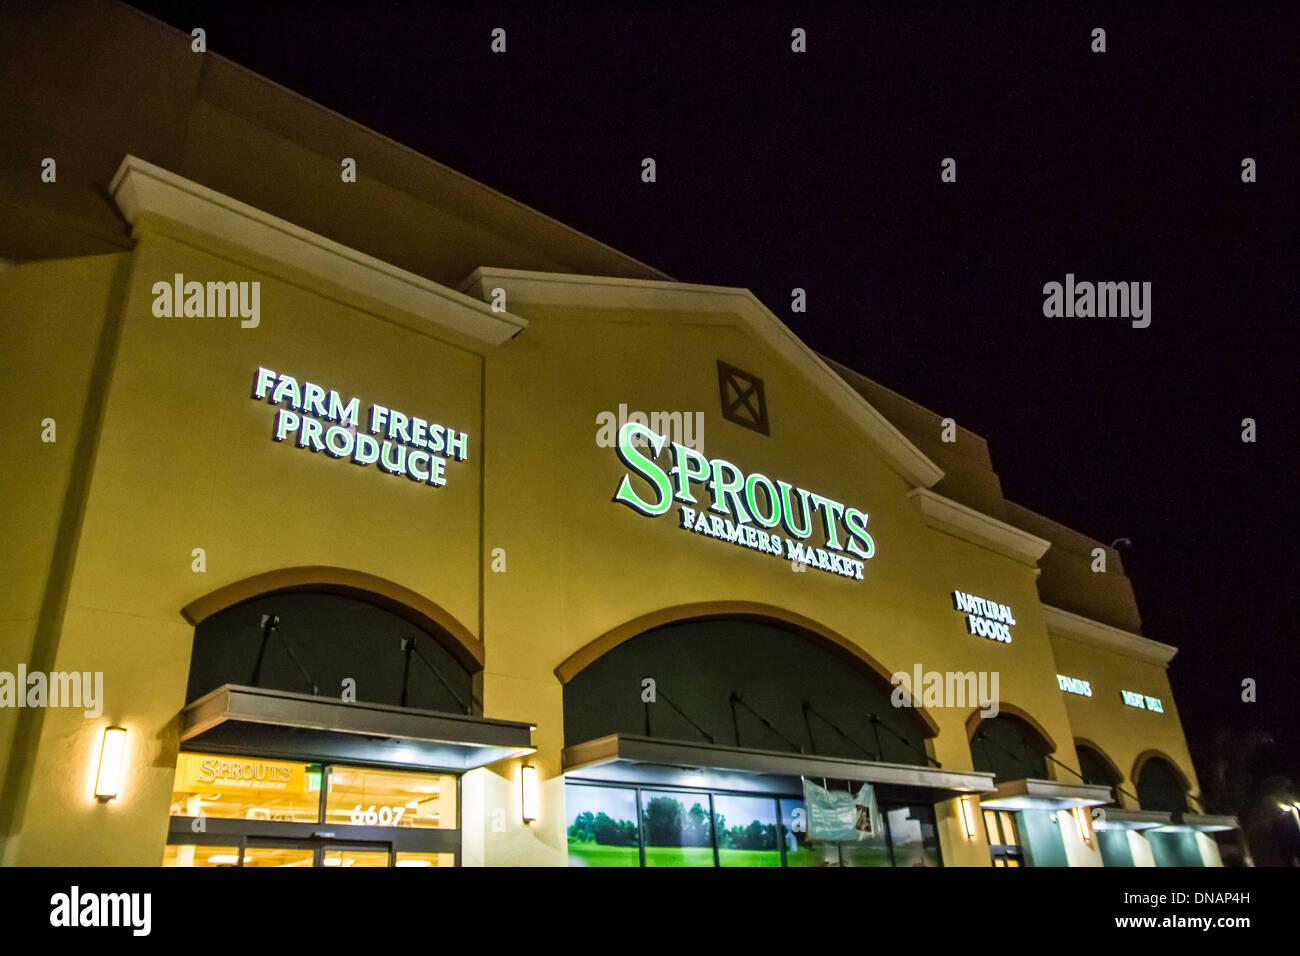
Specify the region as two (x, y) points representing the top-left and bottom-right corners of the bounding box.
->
(884, 805), (941, 867)
(566, 785), (641, 867)
(641, 790), (715, 867)
(567, 783), (943, 867)
(780, 798), (820, 867)
(324, 766), (456, 829)
(712, 794), (781, 867)
(838, 839), (893, 867)
(984, 810), (1024, 866)
(169, 752), (321, 822)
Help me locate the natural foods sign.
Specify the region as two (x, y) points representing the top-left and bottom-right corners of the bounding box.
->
(611, 421), (875, 580)
(952, 590), (1016, 644)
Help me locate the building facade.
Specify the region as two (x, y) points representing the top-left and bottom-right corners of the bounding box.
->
(0, 2), (1237, 868)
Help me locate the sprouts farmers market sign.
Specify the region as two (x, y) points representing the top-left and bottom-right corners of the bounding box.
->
(611, 421), (875, 580)
(250, 366), (469, 487)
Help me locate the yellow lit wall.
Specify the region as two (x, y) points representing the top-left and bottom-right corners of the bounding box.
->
(476, 302), (1081, 865)
(1050, 632), (1199, 810)
(0, 188), (1214, 868)
(1, 218), (488, 865)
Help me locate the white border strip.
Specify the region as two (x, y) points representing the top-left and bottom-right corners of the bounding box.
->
(109, 155), (527, 346)
(1042, 604), (1178, 665)
(907, 487), (1051, 566)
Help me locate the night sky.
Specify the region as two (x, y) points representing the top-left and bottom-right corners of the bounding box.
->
(125, 3), (1299, 792)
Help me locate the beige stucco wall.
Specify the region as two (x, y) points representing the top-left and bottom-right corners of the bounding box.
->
(0, 254), (130, 864)
(1, 222), (486, 864)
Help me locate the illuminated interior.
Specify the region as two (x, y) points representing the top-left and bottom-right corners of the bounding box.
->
(322, 850), (389, 868)
(166, 752), (458, 866)
(242, 847), (315, 868)
(984, 810), (1023, 867)
(324, 766), (456, 830)
(394, 853), (455, 867)
(162, 845), (241, 867)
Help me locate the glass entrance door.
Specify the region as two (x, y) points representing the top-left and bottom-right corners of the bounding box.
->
(164, 836), (454, 867)
(166, 837), (398, 867)
(165, 751), (459, 866)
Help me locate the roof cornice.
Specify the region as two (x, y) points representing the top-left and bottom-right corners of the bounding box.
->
(1042, 604), (1178, 666)
(109, 155), (527, 347)
(907, 487), (1051, 567)
(458, 267), (945, 489)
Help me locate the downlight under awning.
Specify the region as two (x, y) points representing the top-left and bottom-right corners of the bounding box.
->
(181, 684), (535, 772)
(978, 778), (1114, 812)
(1153, 813), (1241, 833)
(561, 734), (996, 800)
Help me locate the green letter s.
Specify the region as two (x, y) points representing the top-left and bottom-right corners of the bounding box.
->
(843, 507), (876, 559)
(613, 422), (672, 516)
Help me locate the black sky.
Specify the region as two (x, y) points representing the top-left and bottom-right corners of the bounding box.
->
(125, 1), (1300, 788)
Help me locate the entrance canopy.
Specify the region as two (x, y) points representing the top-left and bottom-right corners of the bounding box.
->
(978, 778), (1113, 812)
(562, 734), (995, 801)
(182, 684), (535, 772)
(1154, 812), (1240, 833)
(1090, 807), (1172, 831)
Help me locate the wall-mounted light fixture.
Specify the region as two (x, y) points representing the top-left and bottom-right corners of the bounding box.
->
(959, 797), (977, 839)
(93, 726), (127, 801)
(1282, 802), (1300, 831)
(1073, 807), (1094, 845)
(521, 765), (538, 824)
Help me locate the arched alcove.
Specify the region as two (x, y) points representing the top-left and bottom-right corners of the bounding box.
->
(1134, 753), (1191, 814)
(186, 587), (474, 714)
(181, 566), (483, 670)
(968, 711), (1053, 783)
(1075, 739), (1123, 804)
(562, 615), (935, 766)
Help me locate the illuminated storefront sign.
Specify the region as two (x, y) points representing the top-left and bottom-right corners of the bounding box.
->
(952, 590), (1015, 643)
(1121, 689), (1164, 713)
(1057, 674), (1092, 697)
(250, 366), (469, 487)
(174, 753), (312, 793)
(611, 422), (875, 580)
